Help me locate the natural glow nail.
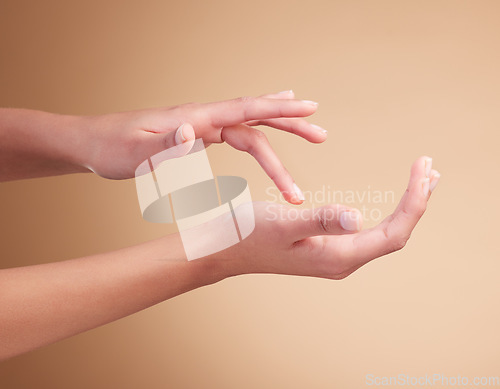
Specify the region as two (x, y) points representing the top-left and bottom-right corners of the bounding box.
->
(422, 177), (430, 196)
(425, 157), (432, 178)
(175, 124), (186, 144)
(311, 124), (327, 134)
(430, 173), (441, 192)
(278, 90), (293, 94)
(293, 183), (305, 202)
(302, 100), (319, 106)
(340, 211), (360, 231)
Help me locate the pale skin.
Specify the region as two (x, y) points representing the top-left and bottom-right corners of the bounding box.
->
(0, 91), (440, 360)
(0, 91), (324, 203)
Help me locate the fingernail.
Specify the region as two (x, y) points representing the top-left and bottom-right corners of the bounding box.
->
(175, 124), (186, 144)
(302, 100), (319, 106)
(340, 211), (361, 231)
(425, 157), (432, 178)
(430, 173), (441, 192)
(422, 177), (430, 196)
(292, 183), (305, 202)
(278, 90), (293, 95)
(311, 124), (327, 134)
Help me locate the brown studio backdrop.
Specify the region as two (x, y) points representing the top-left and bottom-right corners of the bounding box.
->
(1, 0), (499, 388)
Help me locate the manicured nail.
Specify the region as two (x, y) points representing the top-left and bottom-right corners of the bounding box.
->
(278, 90), (293, 95)
(422, 177), (430, 196)
(340, 211), (361, 231)
(292, 183), (305, 202)
(302, 100), (319, 106)
(430, 173), (441, 192)
(311, 124), (327, 134)
(425, 157), (432, 178)
(175, 124), (186, 144)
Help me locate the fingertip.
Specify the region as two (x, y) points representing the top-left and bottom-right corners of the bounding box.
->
(408, 156), (433, 192)
(175, 123), (195, 145)
(301, 100), (319, 107)
(410, 157), (439, 197)
(260, 90), (295, 100)
(303, 102), (319, 116)
(280, 183), (306, 205)
(424, 157), (433, 178)
(310, 124), (328, 143)
(430, 169), (441, 193)
(276, 90), (295, 99)
(411, 156), (431, 174)
(284, 192), (304, 205)
(292, 183), (305, 202)
(339, 209), (363, 232)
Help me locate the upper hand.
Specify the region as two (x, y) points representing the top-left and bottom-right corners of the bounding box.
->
(80, 91), (326, 204)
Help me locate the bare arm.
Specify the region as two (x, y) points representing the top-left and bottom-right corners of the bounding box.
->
(0, 108), (90, 181)
(0, 91), (325, 203)
(0, 156), (440, 361)
(0, 233), (224, 361)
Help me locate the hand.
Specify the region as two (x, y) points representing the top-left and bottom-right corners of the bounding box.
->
(0, 155), (439, 360)
(81, 91), (326, 204)
(215, 157), (440, 280)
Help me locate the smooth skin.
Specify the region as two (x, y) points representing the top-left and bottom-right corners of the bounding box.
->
(0, 92), (440, 360)
(0, 91), (323, 203)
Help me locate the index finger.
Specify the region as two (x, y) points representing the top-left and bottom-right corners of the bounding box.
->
(204, 96), (318, 129)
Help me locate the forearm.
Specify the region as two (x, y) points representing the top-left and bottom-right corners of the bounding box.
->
(0, 108), (90, 181)
(0, 233), (226, 360)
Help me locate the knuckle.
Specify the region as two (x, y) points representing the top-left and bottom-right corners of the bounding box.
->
(235, 96), (254, 106)
(317, 206), (338, 233)
(170, 102), (199, 112)
(247, 131), (268, 156)
(253, 129), (267, 142)
(235, 96), (256, 122)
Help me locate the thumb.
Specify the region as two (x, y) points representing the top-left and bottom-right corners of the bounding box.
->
(135, 123), (197, 178)
(139, 123), (196, 162)
(287, 204), (363, 240)
(164, 123), (196, 149)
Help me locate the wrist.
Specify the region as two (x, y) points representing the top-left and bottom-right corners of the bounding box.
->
(54, 113), (94, 174)
(155, 233), (231, 287)
(200, 249), (247, 281)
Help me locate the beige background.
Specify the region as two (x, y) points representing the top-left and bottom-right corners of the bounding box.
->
(1, 0), (499, 387)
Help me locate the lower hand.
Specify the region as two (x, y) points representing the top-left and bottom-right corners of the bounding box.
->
(214, 157), (440, 280)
